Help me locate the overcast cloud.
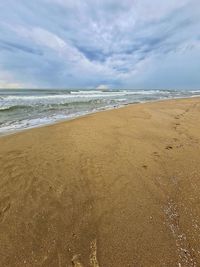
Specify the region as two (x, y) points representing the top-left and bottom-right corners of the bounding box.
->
(0, 0), (199, 89)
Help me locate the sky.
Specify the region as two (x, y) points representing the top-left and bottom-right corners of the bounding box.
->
(0, 0), (199, 89)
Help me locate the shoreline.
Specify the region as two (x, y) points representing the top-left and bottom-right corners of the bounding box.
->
(1, 97), (200, 266)
(1, 95), (200, 138)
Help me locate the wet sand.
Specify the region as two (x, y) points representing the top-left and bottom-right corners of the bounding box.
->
(0, 98), (200, 266)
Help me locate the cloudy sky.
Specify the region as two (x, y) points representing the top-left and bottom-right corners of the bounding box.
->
(0, 0), (199, 89)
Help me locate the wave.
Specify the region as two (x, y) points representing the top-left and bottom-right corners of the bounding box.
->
(0, 105), (33, 112)
(0, 98), (119, 113)
(0, 89), (172, 101)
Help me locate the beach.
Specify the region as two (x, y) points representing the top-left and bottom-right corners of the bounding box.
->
(0, 97), (200, 266)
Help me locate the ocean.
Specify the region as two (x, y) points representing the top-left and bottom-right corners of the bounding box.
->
(0, 89), (200, 135)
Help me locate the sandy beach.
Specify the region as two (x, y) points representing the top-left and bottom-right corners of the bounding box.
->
(0, 97), (200, 266)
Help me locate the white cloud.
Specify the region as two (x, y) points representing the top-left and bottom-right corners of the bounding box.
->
(96, 84), (109, 90)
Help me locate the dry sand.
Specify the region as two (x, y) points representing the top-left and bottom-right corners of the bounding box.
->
(0, 98), (200, 266)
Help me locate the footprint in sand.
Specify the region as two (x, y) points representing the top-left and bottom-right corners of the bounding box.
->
(71, 239), (100, 267)
(165, 145), (173, 150)
(142, 165), (148, 169)
(0, 202), (11, 222)
(153, 151), (160, 157)
(71, 255), (84, 267)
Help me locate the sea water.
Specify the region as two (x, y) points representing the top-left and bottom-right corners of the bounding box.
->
(0, 89), (199, 135)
